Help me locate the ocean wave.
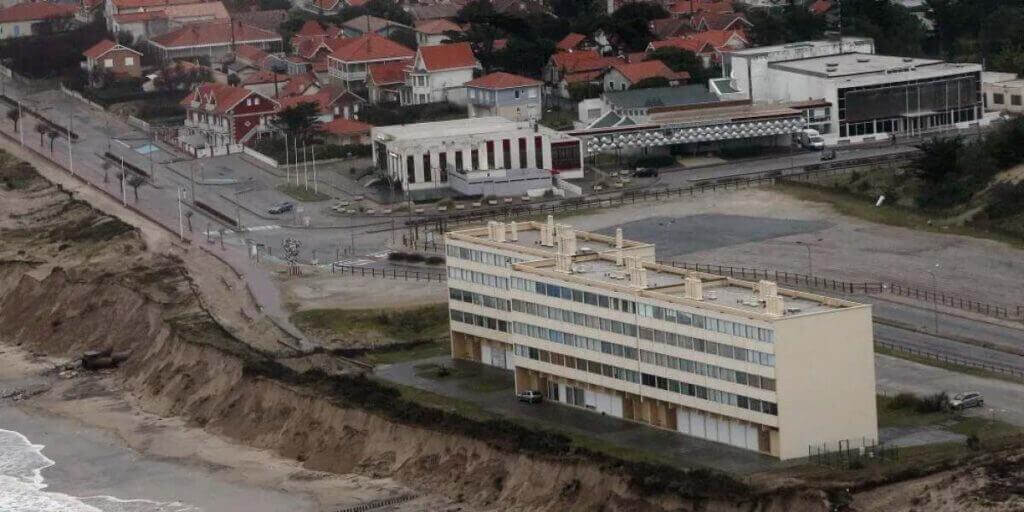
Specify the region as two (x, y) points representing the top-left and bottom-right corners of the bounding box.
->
(0, 429), (199, 512)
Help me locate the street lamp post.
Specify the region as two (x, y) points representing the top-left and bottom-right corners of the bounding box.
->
(795, 241), (813, 277)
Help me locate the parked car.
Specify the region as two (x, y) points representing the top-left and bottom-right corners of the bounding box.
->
(632, 167), (658, 178)
(516, 390), (543, 403)
(950, 391), (984, 410)
(267, 202), (295, 214)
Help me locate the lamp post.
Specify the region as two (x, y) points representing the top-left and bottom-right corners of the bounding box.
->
(927, 263), (940, 334)
(795, 241), (813, 277)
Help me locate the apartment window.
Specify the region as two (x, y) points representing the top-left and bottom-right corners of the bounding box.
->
(1013, 95), (1022, 106)
(405, 155), (414, 182)
(104, 58), (114, 68)
(502, 139), (511, 169)
(439, 152), (448, 182)
(534, 136), (543, 168)
(406, 164), (415, 184)
(514, 89), (521, 99)
(124, 57), (134, 66)
(485, 141), (495, 168)
(993, 93), (1005, 105)
(528, 87), (537, 98)
(423, 153), (431, 182)
(518, 138), (527, 168)
(254, 97), (260, 105)
(470, 149), (479, 170)
(455, 151), (463, 171)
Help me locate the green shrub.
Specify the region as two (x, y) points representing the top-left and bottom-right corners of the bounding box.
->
(889, 391), (948, 413)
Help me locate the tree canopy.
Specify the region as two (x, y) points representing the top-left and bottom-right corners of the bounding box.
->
(273, 103), (324, 144)
(645, 47), (720, 84)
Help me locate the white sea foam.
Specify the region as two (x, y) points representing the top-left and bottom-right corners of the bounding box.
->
(0, 429), (199, 512)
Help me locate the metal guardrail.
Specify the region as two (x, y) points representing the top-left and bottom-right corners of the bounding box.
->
(665, 261), (1023, 321)
(335, 495), (416, 512)
(875, 338), (1024, 379)
(330, 264), (446, 282)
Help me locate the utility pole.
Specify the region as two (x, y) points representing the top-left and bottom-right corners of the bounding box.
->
(293, 136), (299, 186)
(928, 264), (940, 334)
(284, 132), (289, 185)
(190, 162), (197, 201)
(17, 100), (23, 146)
(177, 187), (184, 240)
(149, 133), (155, 185)
(67, 103), (74, 175)
(120, 160), (127, 206)
(312, 145), (318, 195)
(303, 140), (309, 190)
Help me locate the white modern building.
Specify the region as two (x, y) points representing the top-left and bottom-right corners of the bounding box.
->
(371, 117), (584, 199)
(720, 38), (985, 143)
(445, 220), (878, 460)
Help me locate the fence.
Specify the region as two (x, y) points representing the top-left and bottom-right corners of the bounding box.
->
(406, 151), (915, 230)
(875, 338), (1024, 379)
(808, 438), (899, 468)
(330, 264), (446, 282)
(664, 260), (1022, 322)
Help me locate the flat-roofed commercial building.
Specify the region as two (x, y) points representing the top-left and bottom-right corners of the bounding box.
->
(722, 39), (984, 143)
(444, 219), (877, 460)
(371, 117), (583, 199)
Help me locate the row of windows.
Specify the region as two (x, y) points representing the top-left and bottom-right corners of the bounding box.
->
(450, 309), (509, 333)
(447, 267), (509, 289)
(638, 326), (775, 368)
(446, 246), (526, 268)
(510, 277), (773, 343)
(512, 320), (773, 393)
(510, 299), (775, 367)
(513, 344), (777, 416)
(638, 350), (775, 392)
(992, 93), (1022, 106)
(449, 288), (510, 312)
(512, 321), (639, 361)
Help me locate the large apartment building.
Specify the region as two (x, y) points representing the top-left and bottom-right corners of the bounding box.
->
(444, 219), (878, 460)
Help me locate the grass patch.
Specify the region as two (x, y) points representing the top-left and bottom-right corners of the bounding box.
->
(276, 184), (331, 202)
(291, 304), (449, 344)
(361, 341), (449, 365)
(414, 362), (513, 393)
(777, 182), (1024, 249)
(876, 344), (1024, 386)
(877, 394), (954, 429)
(387, 381), (498, 422)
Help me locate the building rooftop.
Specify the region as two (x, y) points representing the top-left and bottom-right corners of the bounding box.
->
(726, 37), (874, 57)
(447, 221), (863, 320)
(373, 116), (574, 142)
(603, 85), (720, 110)
(769, 53), (942, 77)
(0, 1), (75, 22)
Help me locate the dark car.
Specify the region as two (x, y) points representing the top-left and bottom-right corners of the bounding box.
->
(267, 202), (295, 214)
(950, 391), (984, 410)
(632, 167), (659, 178)
(516, 390), (543, 403)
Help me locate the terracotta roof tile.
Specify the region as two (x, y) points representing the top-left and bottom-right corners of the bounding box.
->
(163, 1), (229, 20)
(113, 10), (167, 22)
(279, 73), (319, 97)
(112, 0), (201, 10)
(367, 61), (408, 85)
(150, 21), (281, 49)
(231, 9), (288, 31)
(234, 44), (269, 64)
(327, 33), (414, 62)
(556, 32), (586, 51)
(181, 83), (276, 114)
(418, 42), (477, 71)
(464, 71), (540, 89)
(608, 60), (686, 84)
(0, 1), (75, 23)
(242, 70), (289, 85)
(322, 118), (372, 136)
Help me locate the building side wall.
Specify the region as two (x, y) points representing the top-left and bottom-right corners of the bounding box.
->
(773, 306), (877, 460)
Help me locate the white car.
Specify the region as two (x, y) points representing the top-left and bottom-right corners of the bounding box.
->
(950, 391), (984, 410)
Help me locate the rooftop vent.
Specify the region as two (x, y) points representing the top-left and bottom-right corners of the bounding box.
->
(857, 57), (870, 63)
(705, 291), (718, 301)
(825, 61), (838, 66)
(786, 306), (803, 314)
(902, 57), (913, 62)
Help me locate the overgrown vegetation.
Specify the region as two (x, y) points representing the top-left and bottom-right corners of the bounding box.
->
(248, 136), (370, 164)
(0, 20), (107, 79)
(291, 304), (450, 343)
(360, 102), (466, 126)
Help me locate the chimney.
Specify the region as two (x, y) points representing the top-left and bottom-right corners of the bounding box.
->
(541, 215), (555, 246)
(510, 221), (519, 241)
(637, 268), (648, 289)
(766, 296), (785, 317)
(615, 228), (623, 249)
(685, 276), (703, 301)
(494, 221), (506, 243)
(758, 280), (777, 301)
(487, 221), (496, 241)
(559, 224), (577, 256)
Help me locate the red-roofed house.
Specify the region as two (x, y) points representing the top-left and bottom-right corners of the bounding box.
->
(667, 0), (734, 17)
(242, 70), (290, 97)
(544, 50), (623, 97)
(279, 73), (321, 97)
(104, 0), (206, 31)
(465, 71), (542, 122)
(555, 32), (589, 53)
(414, 18), (463, 46)
(646, 30), (747, 66)
(178, 83), (278, 156)
(149, 20), (282, 62)
(301, 0), (344, 15)
(405, 42), (480, 105)
(82, 39), (142, 77)
(365, 61), (407, 104)
(321, 118), (372, 145)
(326, 33), (415, 88)
(0, 1), (76, 39)
(600, 60), (689, 91)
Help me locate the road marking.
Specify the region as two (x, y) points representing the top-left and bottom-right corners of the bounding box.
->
(333, 259), (374, 266)
(245, 225), (281, 232)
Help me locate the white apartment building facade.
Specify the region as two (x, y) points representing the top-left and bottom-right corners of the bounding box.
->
(444, 219), (878, 460)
